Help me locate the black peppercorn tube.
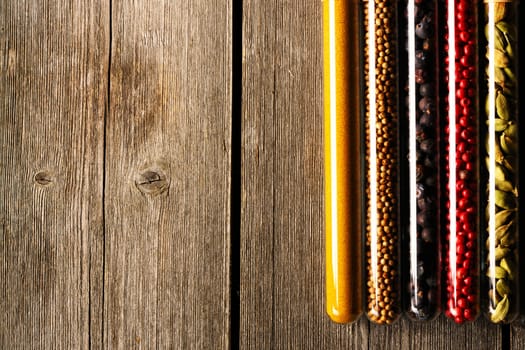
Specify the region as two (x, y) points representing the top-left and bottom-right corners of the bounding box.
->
(443, 0), (480, 324)
(364, 0), (401, 325)
(482, 0), (519, 324)
(401, 0), (441, 321)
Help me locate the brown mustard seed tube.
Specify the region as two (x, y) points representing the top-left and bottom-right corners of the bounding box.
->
(363, 0), (401, 325)
(323, 0), (363, 323)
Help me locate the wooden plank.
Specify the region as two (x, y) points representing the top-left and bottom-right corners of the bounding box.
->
(104, 0), (232, 348)
(369, 316), (501, 350)
(240, 1), (368, 348)
(512, 321), (525, 349)
(0, 1), (108, 349)
(240, 1), (505, 349)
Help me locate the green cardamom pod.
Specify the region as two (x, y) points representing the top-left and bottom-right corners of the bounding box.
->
(488, 67), (506, 85)
(506, 43), (514, 59)
(496, 279), (511, 297)
(487, 266), (508, 279)
(495, 140), (506, 163)
(496, 118), (510, 131)
(495, 222), (511, 241)
(500, 133), (516, 154)
(486, 117), (509, 131)
(496, 231), (508, 247)
(491, 295), (509, 323)
(492, 49), (510, 68)
(501, 84), (514, 97)
(485, 24), (508, 49)
(496, 21), (516, 42)
(496, 180), (515, 193)
(500, 258), (515, 280)
(494, 209), (515, 228)
(501, 231), (516, 247)
(494, 163), (508, 182)
(500, 82), (516, 96)
(501, 156), (516, 173)
(494, 164), (514, 192)
(495, 247), (511, 260)
(493, 3), (507, 23)
(496, 28), (508, 50)
(495, 189), (516, 209)
(496, 93), (510, 120)
(505, 124), (518, 140)
(485, 136), (507, 163)
(504, 67), (516, 84)
(500, 134), (511, 153)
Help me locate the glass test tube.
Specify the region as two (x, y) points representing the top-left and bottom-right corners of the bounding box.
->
(402, 0), (441, 321)
(443, 0), (480, 324)
(364, 0), (401, 325)
(482, 0), (520, 324)
(323, 0), (363, 324)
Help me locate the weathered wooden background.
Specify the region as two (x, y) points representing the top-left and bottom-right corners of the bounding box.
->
(1, 1), (524, 349)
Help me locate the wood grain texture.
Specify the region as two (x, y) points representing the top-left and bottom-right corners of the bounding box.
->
(241, 1), (368, 348)
(0, 0), (108, 349)
(369, 316), (501, 350)
(104, 0), (232, 348)
(511, 319), (525, 349)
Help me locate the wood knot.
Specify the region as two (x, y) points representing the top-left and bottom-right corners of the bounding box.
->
(34, 171), (53, 186)
(135, 170), (169, 196)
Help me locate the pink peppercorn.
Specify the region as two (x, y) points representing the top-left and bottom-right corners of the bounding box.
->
(443, 0), (479, 324)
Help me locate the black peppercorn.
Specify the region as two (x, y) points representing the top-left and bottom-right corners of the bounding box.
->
(415, 15), (432, 39)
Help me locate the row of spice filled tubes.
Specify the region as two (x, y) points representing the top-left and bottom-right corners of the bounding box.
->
(322, 0), (521, 324)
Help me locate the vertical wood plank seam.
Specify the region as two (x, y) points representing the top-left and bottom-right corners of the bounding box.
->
(100, 1), (112, 349)
(503, 324), (510, 350)
(231, 0), (243, 348)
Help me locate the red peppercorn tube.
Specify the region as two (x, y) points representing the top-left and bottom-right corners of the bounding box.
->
(364, 0), (401, 325)
(482, 0), (519, 324)
(443, 0), (480, 324)
(402, 0), (441, 321)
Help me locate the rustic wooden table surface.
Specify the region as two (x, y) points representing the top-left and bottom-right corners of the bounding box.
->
(1, 1), (524, 349)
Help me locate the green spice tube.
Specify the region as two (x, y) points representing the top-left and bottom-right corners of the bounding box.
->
(482, 0), (520, 324)
(363, 0), (401, 325)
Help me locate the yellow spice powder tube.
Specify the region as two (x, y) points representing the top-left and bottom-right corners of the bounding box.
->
(323, 0), (363, 323)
